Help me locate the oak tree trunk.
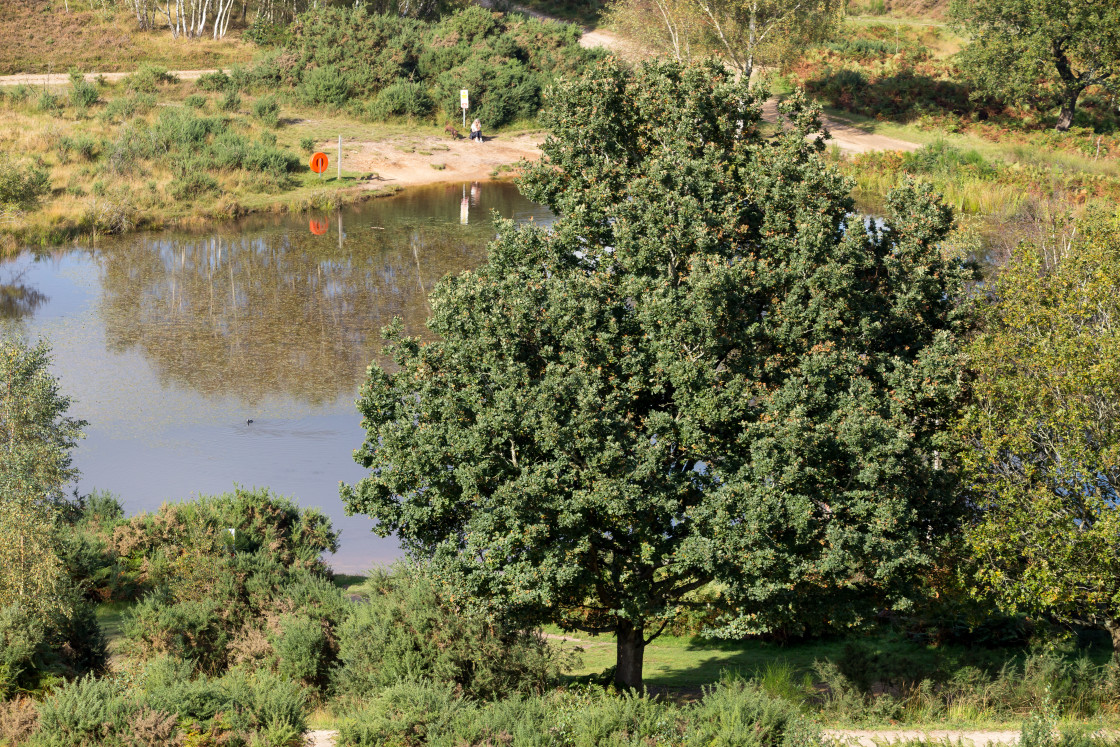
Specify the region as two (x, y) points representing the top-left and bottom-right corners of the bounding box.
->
(1108, 623), (1120, 659)
(1055, 87), (1081, 132)
(615, 621), (645, 691)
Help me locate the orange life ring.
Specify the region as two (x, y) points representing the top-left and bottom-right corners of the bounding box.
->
(309, 219), (328, 235)
(309, 152), (329, 174)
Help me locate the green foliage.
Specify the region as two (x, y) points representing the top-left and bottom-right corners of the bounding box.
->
(117, 491), (344, 677)
(337, 678), (821, 746)
(252, 95), (281, 127)
(101, 93), (156, 122)
(24, 662), (307, 746)
(368, 80), (434, 120)
(195, 70), (233, 92)
(299, 136), (316, 154)
(0, 337), (84, 617)
(219, 89), (242, 112)
(0, 157), (51, 212)
(343, 59), (971, 690)
(0, 604), (46, 698)
(959, 208), (1120, 649)
(279, 5), (598, 127)
(123, 64), (178, 94)
(68, 71), (99, 109)
(56, 135), (100, 164)
(35, 90), (61, 114)
(950, 0), (1120, 130)
(183, 94), (207, 109)
(298, 65), (351, 106)
(902, 142), (998, 179)
(335, 568), (572, 699)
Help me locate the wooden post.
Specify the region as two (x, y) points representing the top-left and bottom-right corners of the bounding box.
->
(337, 135), (342, 181)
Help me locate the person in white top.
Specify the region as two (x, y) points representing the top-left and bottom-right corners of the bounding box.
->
(470, 118), (483, 143)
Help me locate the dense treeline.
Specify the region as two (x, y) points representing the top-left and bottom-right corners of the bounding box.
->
(245, 4), (602, 127)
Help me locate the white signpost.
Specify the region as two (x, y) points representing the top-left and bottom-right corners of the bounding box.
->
(460, 88), (469, 127)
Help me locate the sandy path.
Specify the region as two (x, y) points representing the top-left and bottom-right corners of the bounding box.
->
(824, 730), (1021, 746)
(0, 69), (218, 86)
(303, 728), (1027, 746)
(341, 131), (543, 187)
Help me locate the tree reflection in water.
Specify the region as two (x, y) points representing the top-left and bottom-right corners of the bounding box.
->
(95, 211), (493, 406)
(0, 267), (48, 321)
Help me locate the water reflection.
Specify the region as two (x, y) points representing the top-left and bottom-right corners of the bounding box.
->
(0, 182), (550, 570)
(0, 268), (48, 320)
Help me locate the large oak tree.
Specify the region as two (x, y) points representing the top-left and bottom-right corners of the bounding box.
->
(951, 0), (1120, 131)
(343, 60), (970, 690)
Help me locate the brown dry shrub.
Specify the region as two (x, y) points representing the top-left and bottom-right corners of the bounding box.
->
(125, 707), (181, 747)
(0, 696), (39, 745)
(228, 626), (274, 668)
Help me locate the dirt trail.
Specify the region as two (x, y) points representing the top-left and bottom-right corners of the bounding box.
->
(0, 69), (218, 86)
(302, 729), (1026, 746)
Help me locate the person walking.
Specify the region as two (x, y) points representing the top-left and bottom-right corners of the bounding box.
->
(470, 118), (483, 143)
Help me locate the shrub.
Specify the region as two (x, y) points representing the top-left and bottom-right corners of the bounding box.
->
(169, 171), (220, 200)
(274, 614), (331, 689)
(335, 567), (571, 700)
(8, 84), (30, 103)
(125, 64), (178, 93)
(184, 94), (207, 109)
(219, 89), (242, 112)
(299, 65), (351, 106)
(253, 95), (281, 126)
(69, 71), (100, 109)
(36, 675), (136, 746)
(299, 136), (316, 153)
(102, 93), (156, 122)
(0, 156), (51, 211)
(0, 604), (46, 697)
(368, 80), (433, 119)
(37, 89), (62, 114)
(0, 697), (38, 746)
(56, 135), (100, 163)
(196, 70), (232, 92)
(337, 679), (823, 746)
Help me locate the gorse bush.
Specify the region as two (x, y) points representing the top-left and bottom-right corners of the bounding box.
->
(299, 65), (351, 106)
(253, 95), (281, 126)
(124, 64), (177, 93)
(337, 677), (821, 747)
(268, 5), (599, 127)
(196, 70), (233, 92)
(219, 89), (242, 112)
(335, 567), (573, 700)
(0, 157), (50, 212)
(19, 661), (308, 746)
(68, 71), (99, 109)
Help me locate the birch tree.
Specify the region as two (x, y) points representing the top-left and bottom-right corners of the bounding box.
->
(0, 336), (85, 617)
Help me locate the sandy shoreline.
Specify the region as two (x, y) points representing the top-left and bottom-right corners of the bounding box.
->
(337, 131), (545, 188)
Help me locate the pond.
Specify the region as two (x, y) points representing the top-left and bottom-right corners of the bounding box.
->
(1, 181), (552, 572)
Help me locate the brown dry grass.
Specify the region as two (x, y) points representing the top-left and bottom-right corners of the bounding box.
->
(0, 0), (254, 75)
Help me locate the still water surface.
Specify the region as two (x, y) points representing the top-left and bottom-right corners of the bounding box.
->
(1, 182), (551, 571)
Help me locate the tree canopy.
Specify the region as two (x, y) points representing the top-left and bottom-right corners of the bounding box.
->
(950, 0), (1120, 131)
(608, 0), (839, 80)
(960, 208), (1120, 651)
(343, 59), (970, 690)
(0, 336), (86, 617)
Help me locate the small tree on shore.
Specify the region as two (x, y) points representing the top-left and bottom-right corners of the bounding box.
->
(950, 0), (1120, 132)
(960, 209), (1120, 652)
(0, 336), (85, 617)
(343, 60), (970, 690)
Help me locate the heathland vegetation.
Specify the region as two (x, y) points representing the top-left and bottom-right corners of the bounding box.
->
(3, 0), (1120, 744)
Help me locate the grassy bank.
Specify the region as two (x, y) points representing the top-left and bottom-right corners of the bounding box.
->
(0, 68), (491, 249)
(0, 0), (255, 75)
